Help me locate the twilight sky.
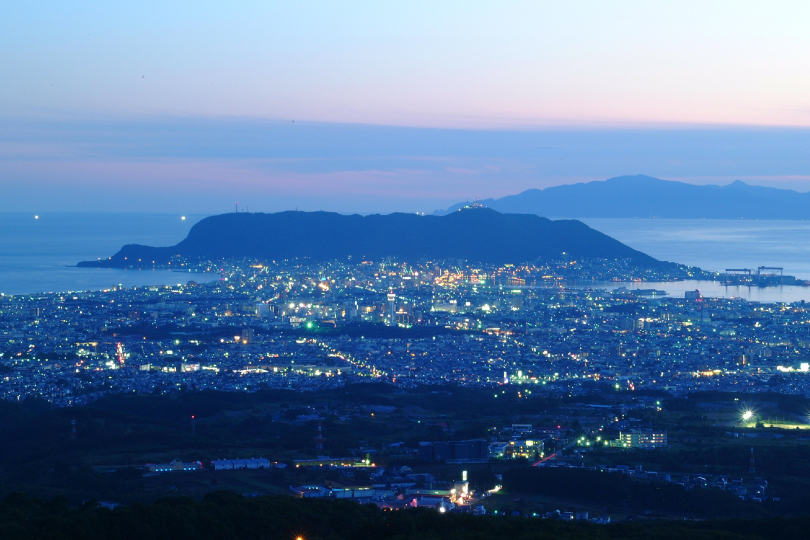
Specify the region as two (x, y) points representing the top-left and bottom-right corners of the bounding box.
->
(2, 1), (810, 213)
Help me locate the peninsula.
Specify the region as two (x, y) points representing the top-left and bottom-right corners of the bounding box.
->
(78, 207), (664, 268)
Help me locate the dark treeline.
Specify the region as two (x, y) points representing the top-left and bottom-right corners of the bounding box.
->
(0, 385), (590, 502)
(0, 382), (603, 468)
(585, 446), (810, 515)
(503, 467), (764, 518)
(1, 491), (808, 540)
(6, 385), (810, 510)
(665, 391), (810, 414)
(591, 445), (810, 479)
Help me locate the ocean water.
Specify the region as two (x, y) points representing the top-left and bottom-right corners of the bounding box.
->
(582, 219), (810, 278)
(1, 214), (809, 302)
(0, 213), (217, 296)
(582, 219), (810, 303)
(585, 280), (810, 304)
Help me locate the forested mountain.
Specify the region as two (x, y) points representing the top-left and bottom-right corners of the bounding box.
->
(438, 175), (810, 219)
(79, 207), (661, 268)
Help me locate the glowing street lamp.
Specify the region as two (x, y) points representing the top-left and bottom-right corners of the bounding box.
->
(742, 410), (754, 422)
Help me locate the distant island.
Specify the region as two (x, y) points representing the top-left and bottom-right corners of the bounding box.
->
(78, 207), (665, 268)
(436, 175), (810, 219)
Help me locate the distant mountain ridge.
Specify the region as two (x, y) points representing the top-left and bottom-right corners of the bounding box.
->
(77, 208), (663, 268)
(436, 175), (810, 219)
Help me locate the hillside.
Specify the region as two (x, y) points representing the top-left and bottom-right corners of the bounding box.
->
(437, 175), (810, 219)
(77, 207), (662, 268)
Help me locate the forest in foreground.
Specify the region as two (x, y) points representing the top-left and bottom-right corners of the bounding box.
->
(1, 491), (809, 540)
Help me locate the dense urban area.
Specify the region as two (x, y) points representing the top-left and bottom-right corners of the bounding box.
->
(2, 257), (809, 404)
(2, 257), (810, 534)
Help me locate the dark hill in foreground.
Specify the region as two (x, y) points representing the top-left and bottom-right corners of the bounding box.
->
(437, 175), (810, 219)
(78, 208), (662, 268)
(1, 491), (807, 540)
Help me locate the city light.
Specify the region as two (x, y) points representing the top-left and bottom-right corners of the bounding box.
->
(742, 410), (754, 422)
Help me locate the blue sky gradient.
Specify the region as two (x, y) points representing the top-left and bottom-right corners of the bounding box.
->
(2, 2), (810, 212)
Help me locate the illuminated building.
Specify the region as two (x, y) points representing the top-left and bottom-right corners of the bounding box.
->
(387, 290), (396, 326)
(618, 429), (667, 448)
(504, 439), (544, 459)
(144, 459), (203, 473)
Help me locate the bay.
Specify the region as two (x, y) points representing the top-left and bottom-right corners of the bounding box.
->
(582, 219), (810, 277)
(1, 214), (810, 302)
(585, 280), (810, 304)
(0, 213), (218, 296)
(582, 218), (810, 303)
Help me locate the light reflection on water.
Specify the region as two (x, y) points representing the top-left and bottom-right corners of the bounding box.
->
(584, 280), (810, 304)
(2, 214), (810, 301)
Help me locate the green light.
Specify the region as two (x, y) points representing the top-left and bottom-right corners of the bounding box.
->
(306, 322), (313, 329)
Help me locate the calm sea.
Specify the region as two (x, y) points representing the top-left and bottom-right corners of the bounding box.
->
(1, 214), (809, 302)
(0, 213), (218, 296)
(582, 218), (810, 303)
